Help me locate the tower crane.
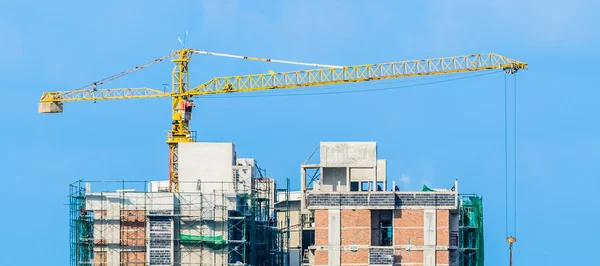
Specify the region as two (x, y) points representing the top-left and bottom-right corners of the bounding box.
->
(38, 48), (527, 192)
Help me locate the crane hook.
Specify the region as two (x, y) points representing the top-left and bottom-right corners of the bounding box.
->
(506, 236), (516, 266)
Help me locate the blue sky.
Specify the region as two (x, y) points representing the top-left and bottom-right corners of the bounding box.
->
(1, 0), (598, 265)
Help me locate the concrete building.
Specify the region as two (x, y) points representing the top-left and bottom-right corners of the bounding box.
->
(298, 142), (483, 266)
(69, 141), (483, 266)
(70, 142), (288, 266)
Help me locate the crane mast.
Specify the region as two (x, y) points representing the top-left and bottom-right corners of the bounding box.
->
(39, 49), (527, 192)
(168, 49), (194, 191)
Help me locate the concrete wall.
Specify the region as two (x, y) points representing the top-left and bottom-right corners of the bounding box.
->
(377, 159), (387, 184)
(321, 168), (347, 192)
(178, 142), (235, 193)
(349, 168), (373, 181)
(233, 158), (256, 193)
(320, 142), (376, 167)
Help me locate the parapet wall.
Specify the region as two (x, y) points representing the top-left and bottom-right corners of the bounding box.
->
(307, 192), (457, 209)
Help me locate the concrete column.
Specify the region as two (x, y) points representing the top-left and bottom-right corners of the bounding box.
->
(454, 179), (459, 208)
(373, 166), (378, 190)
(345, 167), (350, 192)
(300, 167), (306, 211)
(328, 209), (341, 266)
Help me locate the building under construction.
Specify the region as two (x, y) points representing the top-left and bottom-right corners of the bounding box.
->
(69, 142), (483, 266)
(70, 142), (291, 266)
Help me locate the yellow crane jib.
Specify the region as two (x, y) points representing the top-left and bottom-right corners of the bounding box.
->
(38, 49), (528, 191)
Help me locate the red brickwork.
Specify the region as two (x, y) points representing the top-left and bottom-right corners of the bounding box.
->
(314, 250), (328, 265)
(394, 210), (424, 227)
(436, 250), (449, 265)
(315, 210), (328, 228)
(121, 251), (145, 265)
(437, 228), (449, 246)
(121, 210), (145, 223)
(315, 229), (328, 246)
(341, 249), (368, 265)
(437, 209), (450, 246)
(341, 210), (370, 227)
(120, 224), (145, 246)
(341, 228), (370, 245)
(394, 249), (423, 264)
(395, 227), (424, 245)
(94, 251), (106, 266)
(314, 210), (329, 247)
(436, 210), (449, 227)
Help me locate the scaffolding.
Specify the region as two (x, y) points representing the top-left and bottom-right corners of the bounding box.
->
(70, 182), (94, 266)
(68, 177), (289, 266)
(459, 195), (484, 266)
(275, 178), (291, 266)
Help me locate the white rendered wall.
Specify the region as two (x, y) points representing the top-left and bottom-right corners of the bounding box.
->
(320, 142), (377, 167)
(178, 142), (236, 193)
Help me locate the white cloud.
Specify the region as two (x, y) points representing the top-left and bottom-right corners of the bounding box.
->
(400, 174), (411, 185)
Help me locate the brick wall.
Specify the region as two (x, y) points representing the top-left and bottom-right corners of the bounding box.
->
(395, 210), (424, 226)
(314, 210), (329, 246)
(340, 210), (370, 245)
(311, 206), (453, 266)
(120, 225), (145, 246)
(315, 210), (328, 227)
(314, 250), (328, 266)
(394, 210), (424, 246)
(341, 210), (370, 227)
(120, 210), (146, 247)
(436, 250), (449, 265)
(94, 251), (106, 266)
(121, 251), (145, 266)
(395, 227), (424, 246)
(437, 209), (449, 246)
(394, 249), (423, 265)
(315, 229), (329, 246)
(341, 228), (370, 245)
(341, 249), (369, 265)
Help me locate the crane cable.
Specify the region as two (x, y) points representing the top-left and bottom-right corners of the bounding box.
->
(505, 74), (509, 237)
(76, 53), (175, 91)
(75, 49), (342, 93)
(505, 72), (518, 265)
(192, 49), (344, 69)
(514, 73), (518, 238)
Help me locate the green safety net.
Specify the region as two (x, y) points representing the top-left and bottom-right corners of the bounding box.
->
(459, 196), (484, 266)
(180, 234), (227, 249)
(421, 185), (435, 192)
